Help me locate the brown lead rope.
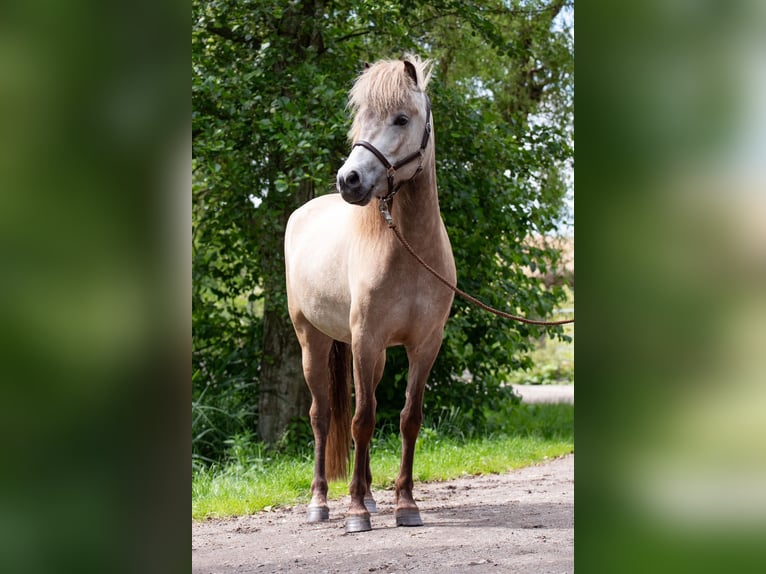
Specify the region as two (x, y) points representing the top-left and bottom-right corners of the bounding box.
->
(384, 203), (575, 326)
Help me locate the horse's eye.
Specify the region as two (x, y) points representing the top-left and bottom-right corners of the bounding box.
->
(393, 115), (409, 126)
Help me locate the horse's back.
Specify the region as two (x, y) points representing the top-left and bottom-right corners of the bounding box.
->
(285, 193), (354, 342)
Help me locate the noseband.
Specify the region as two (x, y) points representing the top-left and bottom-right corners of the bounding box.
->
(352, 94), (432, 220)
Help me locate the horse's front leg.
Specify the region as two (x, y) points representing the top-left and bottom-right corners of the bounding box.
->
(363, 451), (377, 513)
(395, 337), (443, 527)
(294, 323), (334, 523)
(345, 345), (384, 533)
(362, 349), (385, 515)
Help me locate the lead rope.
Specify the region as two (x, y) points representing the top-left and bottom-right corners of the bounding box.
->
(380, 200), (575, 326)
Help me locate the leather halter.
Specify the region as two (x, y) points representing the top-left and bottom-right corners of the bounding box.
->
(352, 94), (432, 210)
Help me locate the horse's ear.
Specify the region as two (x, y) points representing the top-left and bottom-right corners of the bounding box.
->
(403, 60), (418, 87)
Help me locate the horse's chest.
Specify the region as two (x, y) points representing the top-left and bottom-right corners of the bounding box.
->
(301, 283), (353, 342)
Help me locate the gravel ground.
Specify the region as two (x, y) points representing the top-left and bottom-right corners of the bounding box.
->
(192, 385), (574, 573)
(192, 454), (574, 574)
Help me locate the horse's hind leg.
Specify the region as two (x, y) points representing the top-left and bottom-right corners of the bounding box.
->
(293, 320), (334, 522)
(395, 336), (443, 527)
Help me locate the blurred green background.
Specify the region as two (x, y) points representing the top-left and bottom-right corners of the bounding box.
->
(577, 0), (766, 571)
(0, 1), (188, 573)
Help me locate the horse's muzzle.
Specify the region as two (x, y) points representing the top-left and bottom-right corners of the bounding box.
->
(337, 170), (373, 205)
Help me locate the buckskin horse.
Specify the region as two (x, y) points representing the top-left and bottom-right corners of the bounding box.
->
(285, 55), (455, 533)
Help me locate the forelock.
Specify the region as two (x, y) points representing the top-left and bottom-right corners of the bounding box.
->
(347, 55), (431, 142)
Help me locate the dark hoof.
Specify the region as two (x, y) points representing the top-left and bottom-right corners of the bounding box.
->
(364, 496), (378, 513)
(307, 506), (329, 522)
(395, 508), (423, 527)
(345, 514), (372, 533)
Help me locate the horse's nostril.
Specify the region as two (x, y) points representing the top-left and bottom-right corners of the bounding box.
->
(346, 171), (360, 187)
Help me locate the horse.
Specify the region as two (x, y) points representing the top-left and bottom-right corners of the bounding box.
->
(284, 55), (456, 533)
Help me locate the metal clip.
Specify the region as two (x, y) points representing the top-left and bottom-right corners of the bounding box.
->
(378, 198), (394, 227)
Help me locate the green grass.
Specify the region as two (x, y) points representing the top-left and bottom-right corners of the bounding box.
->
(192, 403), (574, 520)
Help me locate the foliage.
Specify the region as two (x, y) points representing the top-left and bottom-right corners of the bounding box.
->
(193, 0), (574, 460)
(507, 285), (574, 385)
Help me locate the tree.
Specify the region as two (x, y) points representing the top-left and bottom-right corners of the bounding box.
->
(192, 0), (573, 457)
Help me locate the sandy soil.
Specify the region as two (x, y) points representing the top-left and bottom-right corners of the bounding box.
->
(192, 453), (574, 574)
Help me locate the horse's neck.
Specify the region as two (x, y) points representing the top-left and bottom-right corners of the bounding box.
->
(390, 165), (443, 242)
(353, 162), (443, 247)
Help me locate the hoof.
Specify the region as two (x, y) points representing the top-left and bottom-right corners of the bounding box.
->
(364, 496), (378, 513)
(307, 506), (329, 522)
(395, 507), (423, 527)
(345, 514), (372, 533)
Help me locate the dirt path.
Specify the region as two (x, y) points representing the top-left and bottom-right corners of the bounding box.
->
(192, 454), (573, 574)
(514, 383), (574, 405)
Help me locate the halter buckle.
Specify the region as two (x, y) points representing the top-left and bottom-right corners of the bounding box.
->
(378, 197), (394, 227)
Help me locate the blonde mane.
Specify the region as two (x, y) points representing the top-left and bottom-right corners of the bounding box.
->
(348, 55), (432, 143)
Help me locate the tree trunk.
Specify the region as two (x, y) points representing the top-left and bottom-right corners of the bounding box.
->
(258, 294), (310, 445)
(257, 179), (314, 444)
(257, 1), (324, 444)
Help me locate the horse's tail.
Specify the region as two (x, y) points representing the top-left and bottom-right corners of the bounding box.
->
(326, 340), (351, 481)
